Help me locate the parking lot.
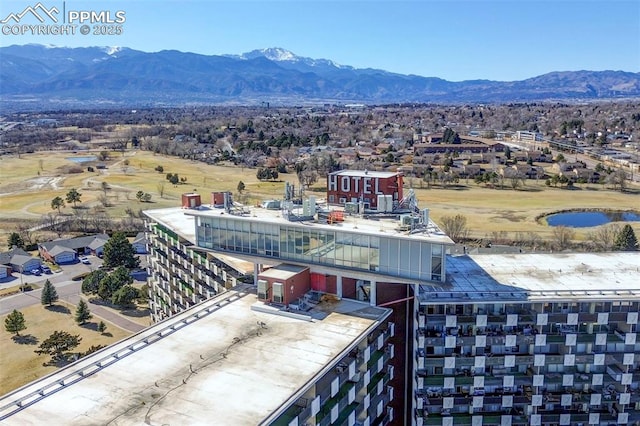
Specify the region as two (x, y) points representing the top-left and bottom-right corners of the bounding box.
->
(0, 255), (105, 290)
(1, 253), (150, 291)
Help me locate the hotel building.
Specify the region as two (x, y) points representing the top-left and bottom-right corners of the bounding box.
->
(1, 170), (638, 426)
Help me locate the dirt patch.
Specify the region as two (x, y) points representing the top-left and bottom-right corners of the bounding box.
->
(0, 176), (65, 195)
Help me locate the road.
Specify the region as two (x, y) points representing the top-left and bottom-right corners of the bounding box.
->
(0, 273), (146, 333)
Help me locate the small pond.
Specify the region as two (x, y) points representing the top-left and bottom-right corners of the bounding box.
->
(66, 155), (97, 163)
(546, 211), (640, 228)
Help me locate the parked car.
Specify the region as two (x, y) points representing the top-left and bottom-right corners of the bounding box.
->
(41, 265), (52, 274)
(30, 268), (41, 276)
(79, 256), (91, 265)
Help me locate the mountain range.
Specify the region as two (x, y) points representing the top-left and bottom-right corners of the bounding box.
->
(1, 44), (639, 108)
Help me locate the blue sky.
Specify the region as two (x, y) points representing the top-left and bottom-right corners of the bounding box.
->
(1, 0), (638, 81)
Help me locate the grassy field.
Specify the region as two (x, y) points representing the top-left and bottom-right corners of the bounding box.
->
(0, 150), (638, 245)
(413, 183), (640, 241)
(0, 302), (131, 395)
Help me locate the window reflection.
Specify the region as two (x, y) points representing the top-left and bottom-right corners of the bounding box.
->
(194, 217), (443, 281)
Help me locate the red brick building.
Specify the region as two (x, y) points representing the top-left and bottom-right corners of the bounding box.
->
(327, 170), (403, 210)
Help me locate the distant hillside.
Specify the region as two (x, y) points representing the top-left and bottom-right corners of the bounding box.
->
(1, 44), (639, 108)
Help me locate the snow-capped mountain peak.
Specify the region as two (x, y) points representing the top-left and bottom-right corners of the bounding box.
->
(228, 47), (350, 70)
(103, 46), (123, 55)
(239, 47), (299, 62)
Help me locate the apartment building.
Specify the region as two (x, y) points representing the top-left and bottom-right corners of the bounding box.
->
(144, 206), (252, 322)
(140, 176), (639, 426)
(142, 182), (453, 424)
(413, 254), (640, 426)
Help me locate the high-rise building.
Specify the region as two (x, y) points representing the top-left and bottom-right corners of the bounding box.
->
(414, 254), (640, 426)
(2, 172), (638, 426)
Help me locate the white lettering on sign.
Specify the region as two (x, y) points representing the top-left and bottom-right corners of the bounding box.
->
(353, 177), (361, 192)
(363, 177), (371, 194)
(341, 177), (350, 192)
(329, 175), (386, 196)
(328, 175), (338, 191)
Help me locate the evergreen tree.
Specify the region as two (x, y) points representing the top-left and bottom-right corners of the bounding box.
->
(111, 285), (139, 307)
(75, 300), (92, 325)
(82, 269), (107, 295)
(41, 279), (59, 306)
(51, 196), (65, 213)
(35, 331), (82, 362)
(98, 266), (133, 300)
(97, 321), (107, 334)
(102, 232), (140, 269)
(65, 188), (82, 207)
(5, 309), (27, 336)
(614, 224), (639, 251)
(7, 232), (25, 249)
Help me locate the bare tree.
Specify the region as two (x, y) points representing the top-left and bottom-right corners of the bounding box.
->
(552, 226), (575, 250)
(90, 211), (112, 233)
(489, 230), (509, 245)
(97, 193), (110, 208)
(586, 223), (622, 251)
(72, 208), (91, 232)
(525, 231), (542, 251)
(440, 214), (469, 242)
(507, 170), (525, 190)
(297, 169), (318, 190)
(157, 182), (165, 198)
(16, 221), (38, 246)
(606, 169), (628, 192)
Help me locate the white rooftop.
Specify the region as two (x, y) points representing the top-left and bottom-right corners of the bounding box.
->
(143, 207), (255, 275)
(422, 252), (640, 303)
(329, 170), (400, 178)
(1, 290), (389, 425)
(260, 263), (309, 281)
(146, 204), (453, 245)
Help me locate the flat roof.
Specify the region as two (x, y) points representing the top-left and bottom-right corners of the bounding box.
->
(1, 290), (390, 425)
(421, 252), (640, 303)
(259, 264), (309, 281)
(145, 203), (453, 246)
(329, 170), (401, 178)
(142, 207), (255, 275)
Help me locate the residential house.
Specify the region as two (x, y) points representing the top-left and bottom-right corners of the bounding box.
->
(573, 168), (601, 183)
(45, 246), (77, 264)
(39, 234), (109, 263)
(458, 164), (484, 178)
(0, 247), (41, 273)
(414, 141), (505, 156)
(0, 265), (10, 279)
(506, 164), (545, 179)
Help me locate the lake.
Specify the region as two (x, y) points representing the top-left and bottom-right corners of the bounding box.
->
(66, 156), (97, 163)
(546, 211), (640, 228)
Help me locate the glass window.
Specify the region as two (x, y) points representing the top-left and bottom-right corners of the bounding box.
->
(432, 255), (442, 280)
